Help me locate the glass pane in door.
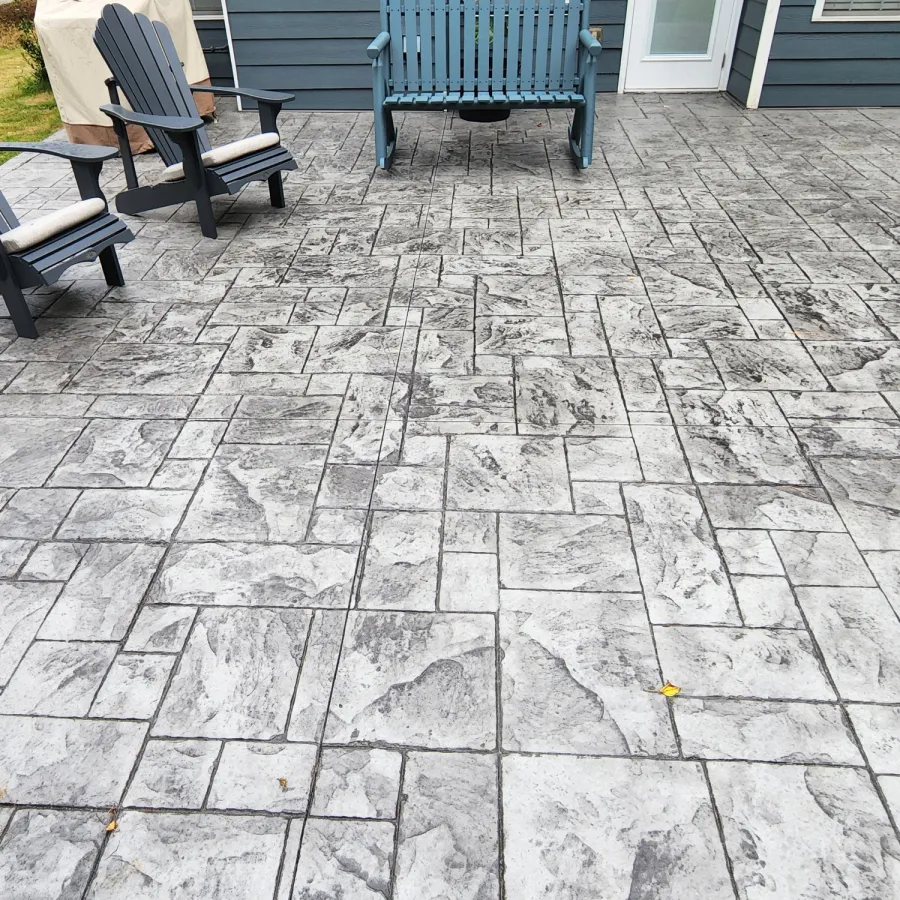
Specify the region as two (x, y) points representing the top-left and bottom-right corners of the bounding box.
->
(649, 0), (717, 55)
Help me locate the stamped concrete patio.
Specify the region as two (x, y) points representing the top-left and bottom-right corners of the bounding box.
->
(1, 93), (900, 898)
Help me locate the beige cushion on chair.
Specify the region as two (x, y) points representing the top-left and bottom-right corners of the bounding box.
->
(160, 132), (281, 183)
(0, 198), (107, 254)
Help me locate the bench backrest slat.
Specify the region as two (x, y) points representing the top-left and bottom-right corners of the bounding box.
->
(382, 0), (586, 96)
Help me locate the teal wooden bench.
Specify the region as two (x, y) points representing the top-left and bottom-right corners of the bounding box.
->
(367, 0), (601, 169)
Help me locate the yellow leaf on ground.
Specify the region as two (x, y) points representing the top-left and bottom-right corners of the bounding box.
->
(278, 778), (288, 792)
(659, 681), (681, 697)
(106, 820), (117, 832)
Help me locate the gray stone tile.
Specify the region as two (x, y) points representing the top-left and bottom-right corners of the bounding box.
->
(674, 698), (862, 764)
(0, 418), (85, 487)
(771, 530), (876, 586)
(798, 586), (900, 702)
(124, 739), (220, 809)
(125, 605), (196, 653)
(500, 589), (676, 755)
(732, 575), (803, 627)
(440, 552), (499, 611)
(443, 510), (497, 552)
(325, 611), (496, 749)
(475, 315), (570, 356)
(0, 715), (146, 805)
(155, 608), (311, 739)
(807, 341), (900, 392)
(0, 641), (116, 716)
(40, 543), (165, 640)
(311, 748), (402, 819)
(50, 419), (179, 488)
(476, 274), (562, 315)
(409, 373), (514, 424)
(207, 741), (317, 813)
(304, 326), (404, 374)
(86, 812), (285, 900)
(287, 610), (346, 743)
(359, 510), (440, 610)
(307, 508), (368, 545)
(655, 625), (834, 699)
(0, 809), (104, 900)
(395, 752), (498, 900)
(631, 424), (692, 482)
(371, 465), (444, 510)
(0, 582), (61, 686)
(0, 489), (80, 538)
(566, 436), (643, 481)
(499, 513), (640, 591)
(771, 284), (893, 340)
(625, 484), (738, 625)
(701, 484), (844, 531)
(847, 704), (900, 774)
(668, 389), (788, 427)
(219, 326), (316, 373)
(707, 340), (828, 391)
(515, 356), (627, 435)
(447, 435), (572, 512)
(503, 755), (734, 899)
(1, 317), (115, 361)
(0, 538), (33, 576)
(68, 344), (224, 394)
(18, 541), (86, 581)
(680, 426), (816, 485)
(152, 542), (356, 608)
(294, 819), (395, 900)
(57, 489), (193, 541)
(179, 445), (326, 541)
(717, 528), (784, 575)
(709, 762), (900, 900)
(91, 654), (175, 720)
(815, 457), (900, 550)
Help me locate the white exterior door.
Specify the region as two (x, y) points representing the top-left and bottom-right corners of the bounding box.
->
(623, 0), (741, 91)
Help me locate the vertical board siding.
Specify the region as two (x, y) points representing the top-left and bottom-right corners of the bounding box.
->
(194, 19), (234, 87)
(226, 0), (625, 109)
(762, 0), (900, 106)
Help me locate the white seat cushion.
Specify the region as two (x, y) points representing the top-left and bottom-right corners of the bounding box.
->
(160, 132), (281, 182)
(0, 198), (107, 254)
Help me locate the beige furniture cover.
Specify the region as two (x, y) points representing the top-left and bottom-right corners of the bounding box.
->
(35, 0), (215, 152)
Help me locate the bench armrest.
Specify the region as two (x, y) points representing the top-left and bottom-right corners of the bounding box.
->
(0, 142), (119, 162)
(368, 32), (391, 60)
(579, 28), (602, 58)
(190, 85), (295, 104)
(100, 105), (206, 133)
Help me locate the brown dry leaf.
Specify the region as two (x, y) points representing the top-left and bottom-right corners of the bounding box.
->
(105, 805), (118, 832)
(658, 681), (681, 697)
(0, 786), (7, 801)
(278, 777), (288, 792)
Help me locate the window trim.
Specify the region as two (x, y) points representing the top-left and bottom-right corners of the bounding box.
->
(811, 0), (900, 22)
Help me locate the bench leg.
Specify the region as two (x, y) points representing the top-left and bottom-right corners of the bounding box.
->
(374, 106), (397, 170)
(195, 194), (218, 240)
(99, 246), (126, 287)
(0, 277), (38, 339)
(268, 171), (286, 208)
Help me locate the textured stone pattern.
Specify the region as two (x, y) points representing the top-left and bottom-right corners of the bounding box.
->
(1, 95), (900, 898)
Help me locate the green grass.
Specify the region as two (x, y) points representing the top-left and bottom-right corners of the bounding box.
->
(0, 45), (61, 165)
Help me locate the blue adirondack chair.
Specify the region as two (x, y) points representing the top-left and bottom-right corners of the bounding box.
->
(367, 0), (601, 169)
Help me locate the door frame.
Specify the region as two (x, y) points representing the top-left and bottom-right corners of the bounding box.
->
(617, 0), (745, 93)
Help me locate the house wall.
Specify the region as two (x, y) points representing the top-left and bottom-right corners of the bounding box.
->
(727, 0), (900, 108)
(224, 0), (627, 109)
(195, 19), (235, 87)
(761, 0), (900, 107)
(725, 0), (765, 105)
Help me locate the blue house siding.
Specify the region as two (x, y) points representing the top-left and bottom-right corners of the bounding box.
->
(226, 0), (627, 109)
(760, 0), (900, 106)
(726, 0), (765, 105)
(195, 19), (234, 87)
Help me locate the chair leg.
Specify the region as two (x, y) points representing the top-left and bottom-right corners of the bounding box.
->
(1, 278), (38, 339)
(194, 189), (218, 240)
(374, 107), (397, 170)
(568, 105), (591, 170)
(268, 171), (286, 208)
(98, 246), (126, 287)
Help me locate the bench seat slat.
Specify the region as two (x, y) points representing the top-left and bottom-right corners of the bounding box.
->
(384, 90), (584, 107)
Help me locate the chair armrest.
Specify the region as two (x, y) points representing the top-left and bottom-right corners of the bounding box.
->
(579, 29), (602, 58)
(100, 104), (205, 133)
(191, 85), (295, 104)
(368, 32), (391, 60)
(0, 142), (119, 162)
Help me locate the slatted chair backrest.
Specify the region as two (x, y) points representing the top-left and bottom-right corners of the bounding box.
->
(0, 192), (20, 237)
(94, 4), (212, 166)
(381, 0), (589, 96)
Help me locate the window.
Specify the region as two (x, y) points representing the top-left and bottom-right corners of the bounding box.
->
(190, 0), (224, 17)
(812, 0), (900, 19)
